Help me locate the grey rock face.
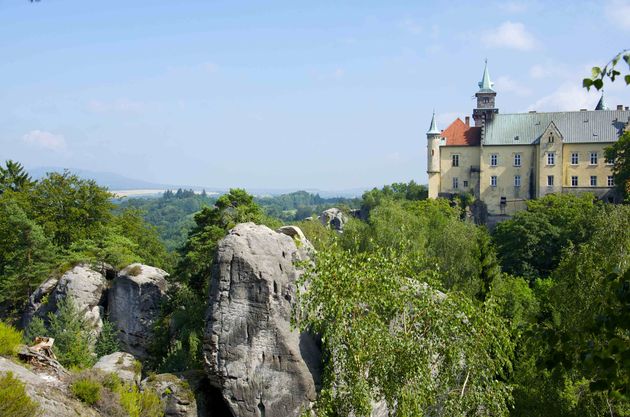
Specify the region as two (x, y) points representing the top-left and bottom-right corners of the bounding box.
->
(318, 207), (347, 232)
(93, 352), (140, 385)
(23, 264), (107, 336)
(142, 373), (198, 417)
(109, 263), (169, 359)
(204, 222), (321, 417)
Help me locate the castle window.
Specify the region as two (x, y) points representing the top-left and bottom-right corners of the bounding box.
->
(571, 152), (579, 165)
(514, 153), (521, 167)
(590, 152), (598, 165)
(571, 176), (578, 187)
(549, 134), (554, 143)
(605, 156), (614, 166)
(463, 180), (469, 188)
(547, 152), (555, 165)
(452, 154), (459, 167)
(491, 176), (497, 187)
(453, 177), (459, 189)
(608, 176), (615, 187)
(514, 175), (521, 187)
(431, 149), (434, 156)
(547, 175), (554, 187)
(590, 176), (597, 186)
(490, 154), (498, 167)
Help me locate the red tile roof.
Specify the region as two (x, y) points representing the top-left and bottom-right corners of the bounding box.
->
(441, 118), (481, 146)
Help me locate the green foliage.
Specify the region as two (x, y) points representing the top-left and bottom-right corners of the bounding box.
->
(583, 49), (630, 90)
(30, 171), (114, 248)
(605, 131), (630, 201)
(48, 298), (95, 368)
(23, 316), (47, 345)
(292, 218), (337, 251)
(360, 180), (428, 214)
(71, 377), (102, 405)
(95, 320), (120, 358)
(0, 322), (23, 356)
(493, 193), (599, 281)
(297, 244), (513, 416)
(0, 160), (34, 194)
(118, 384), (164, 417)
(255, 190), (360, 222)
(0, 371), (40, 417)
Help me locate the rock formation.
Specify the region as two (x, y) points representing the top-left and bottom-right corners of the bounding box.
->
(22, 264), (108, 337)
(93, 352), (140, 385)
(109, 263), (169, 359)
(142, 373), (198, 417)
(318, 207), (347, 232)
(204, 222), (321, 417)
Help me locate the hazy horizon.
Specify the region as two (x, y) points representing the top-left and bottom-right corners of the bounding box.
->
(2, 1), (630, 189)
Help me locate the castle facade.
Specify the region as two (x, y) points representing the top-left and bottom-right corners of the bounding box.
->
(427, 62), (630, 215)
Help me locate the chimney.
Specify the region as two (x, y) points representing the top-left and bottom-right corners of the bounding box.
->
(617, 105), (624, 110)
(529, 110), (536, 113)
(465, 116), (470, 126)
(625, 107), (629, 110)
(580, 109), (587, 111)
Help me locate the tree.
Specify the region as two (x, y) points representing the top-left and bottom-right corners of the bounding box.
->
(47, 298), (95, 368)
(605, 131), (630, 201)
(0, 160), (34, 194)
(583, 49), (630, 91)
(297, 244), (513, 416)
(30, 171), (113, 248)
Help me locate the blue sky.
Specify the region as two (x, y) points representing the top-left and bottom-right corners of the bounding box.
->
(1, 0), (630, 190)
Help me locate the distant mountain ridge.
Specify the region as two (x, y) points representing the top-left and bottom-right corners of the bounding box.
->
(28, 166), (368, 198)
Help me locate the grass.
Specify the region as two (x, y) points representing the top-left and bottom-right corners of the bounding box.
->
(0, 322), (23, 356)
(71, 377), (102, 405)
(0, 371), (40, 417)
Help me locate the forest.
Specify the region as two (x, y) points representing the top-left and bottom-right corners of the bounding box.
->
(0, 157), (629, 416)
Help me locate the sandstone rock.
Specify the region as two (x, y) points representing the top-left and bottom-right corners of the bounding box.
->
(109, 263), (169, 359)
(93, 352), (140, 385)
(318, 207), (347, 232)
(23, 264), (107, 336)
(0, 356), (99, 417)
(277, 225), (315, 259)
(142, 373), (198, 417)
(204, 222), (321, 417)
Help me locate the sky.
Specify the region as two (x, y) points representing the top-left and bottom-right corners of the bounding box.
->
(1, 0), (630, 191)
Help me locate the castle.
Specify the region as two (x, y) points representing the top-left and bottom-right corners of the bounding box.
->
(427, 61), (630, 215)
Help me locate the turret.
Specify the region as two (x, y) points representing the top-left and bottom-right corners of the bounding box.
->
(427, 111), (441, 198)
(472, 60), (498, 127)
(595, 91), (609, 110)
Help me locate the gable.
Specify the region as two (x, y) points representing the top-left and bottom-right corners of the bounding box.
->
(440, 118), (481, 146)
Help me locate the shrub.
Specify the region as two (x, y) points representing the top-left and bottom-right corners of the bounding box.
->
(47, 298), (95, 368)
(0, 371), (40, 417)
(127, 265), (143, 276)
(22, 317), (48, 345)
(0, 322), (23, 356)
(118, 384), (164, 417)
(95, 319), (120, 358)
(71, 378), (101, 405)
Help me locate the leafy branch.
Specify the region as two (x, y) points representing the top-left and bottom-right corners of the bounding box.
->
(583, 50), (630, 90)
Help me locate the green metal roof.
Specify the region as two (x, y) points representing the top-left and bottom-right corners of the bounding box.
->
(427, 111), (440, 134)
(483, 110), (630, 145)
(477, 60), (495, 93)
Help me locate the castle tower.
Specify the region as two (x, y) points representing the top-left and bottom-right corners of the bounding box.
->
(472, 60), (498, 127)
(427, 111), (441, 198)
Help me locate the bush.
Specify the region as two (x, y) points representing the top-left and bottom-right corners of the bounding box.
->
(0, 371), (40, 417)
(95, 320), (120, 358)
(48, 298), (95, 368)
(118, 384), (164, 417)
(22, 317), (48, 345)
(71, 377), (102, 405)
(0, 322), (23, 356)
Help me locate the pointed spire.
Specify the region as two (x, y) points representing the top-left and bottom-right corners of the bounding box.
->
(427, 110), (440, 135)
(595, 90), (609, 110)
(478, 59), (495, 92)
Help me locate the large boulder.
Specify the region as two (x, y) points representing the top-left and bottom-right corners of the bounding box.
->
(142, 373), (198, 417)
(109, 264), (169, 359)
(318, 207), (347, 232)
(93, 352), (141, 385)
(22, 264), (108, 336)
(204, 223), (321, 417)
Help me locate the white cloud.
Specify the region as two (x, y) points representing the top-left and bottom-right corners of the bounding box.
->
(498, 1), (529, 13)
(22, 130), (67, 151)
(87, 98), (145, 113)
(482, 21), (537, 50)
(399, 18), (422, 35)
(527, 82), (598, 111)
(606, 0), (630, 30)
(495, 75), (532, 96)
